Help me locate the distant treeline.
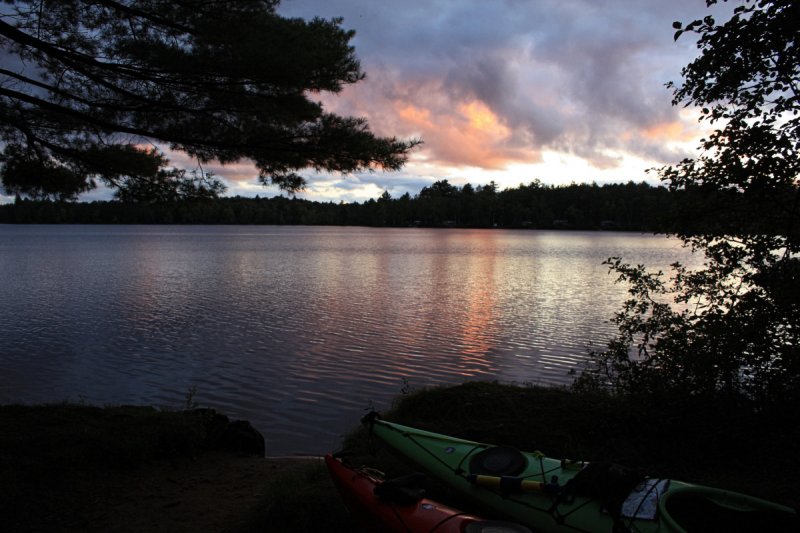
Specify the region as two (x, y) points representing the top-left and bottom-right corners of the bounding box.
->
(0, 180), (678, 231)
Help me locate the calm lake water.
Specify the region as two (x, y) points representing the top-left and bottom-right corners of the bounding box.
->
(0, 225), (696, 455)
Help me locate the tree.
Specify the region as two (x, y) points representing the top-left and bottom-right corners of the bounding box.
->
(581, 0), (800, 405)
(417, 179), (459, 225)
(0, 0), (419, 201)
(420, 179), (458, 198)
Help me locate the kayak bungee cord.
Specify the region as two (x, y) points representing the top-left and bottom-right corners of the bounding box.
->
(619, 479), (668, 533)
(427, 512), (472, 533)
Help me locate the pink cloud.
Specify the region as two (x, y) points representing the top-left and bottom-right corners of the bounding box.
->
(322, 75), (542, 170)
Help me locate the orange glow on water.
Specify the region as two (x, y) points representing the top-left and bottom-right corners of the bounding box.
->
(458, 239), (497, 375)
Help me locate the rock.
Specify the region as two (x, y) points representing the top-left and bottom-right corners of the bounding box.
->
(189, 409), (265, 457)
(216, 420), (266, 457)
(190, 408), (231, 443)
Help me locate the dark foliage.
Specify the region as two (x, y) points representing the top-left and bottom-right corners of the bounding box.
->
(0, 1), (418, 201)
(583, 0), (800, 406)
(0, 180), (678, 230)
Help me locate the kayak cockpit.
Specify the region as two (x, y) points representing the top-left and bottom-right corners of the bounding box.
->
(659, 486), (798, 532)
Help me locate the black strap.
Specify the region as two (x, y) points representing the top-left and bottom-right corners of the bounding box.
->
(373, 472), (427, 505)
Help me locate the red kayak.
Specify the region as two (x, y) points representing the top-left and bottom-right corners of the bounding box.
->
(325, 454), (532, 533)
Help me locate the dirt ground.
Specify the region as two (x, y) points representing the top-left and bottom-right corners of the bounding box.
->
(74, 453), (323, 533)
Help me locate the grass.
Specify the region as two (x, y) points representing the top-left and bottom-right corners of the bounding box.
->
(2, 383), (798, 531)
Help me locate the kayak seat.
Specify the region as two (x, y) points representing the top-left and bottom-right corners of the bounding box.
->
(469, 446), (528, 477)
(664, 492), (799, 533)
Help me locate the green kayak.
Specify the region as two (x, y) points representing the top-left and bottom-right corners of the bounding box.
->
(365, 415), (798, 532)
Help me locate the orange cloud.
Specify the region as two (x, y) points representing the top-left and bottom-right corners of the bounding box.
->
(318, 76), (542, 171)
(397, 103), (434, 129)
(459, 100), (510, 138)
(643, 121), (696, 142)
(389, 96), (537, 170)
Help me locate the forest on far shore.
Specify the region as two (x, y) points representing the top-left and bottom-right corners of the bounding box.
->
(1, 179), (683, 232)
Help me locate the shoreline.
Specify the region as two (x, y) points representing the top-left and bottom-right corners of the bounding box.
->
(3, 382), (797, 532)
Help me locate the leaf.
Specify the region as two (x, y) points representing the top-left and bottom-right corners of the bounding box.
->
(686, 20), (701, 31)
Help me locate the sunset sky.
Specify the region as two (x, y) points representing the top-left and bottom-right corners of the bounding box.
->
(96, 0), (729, 203)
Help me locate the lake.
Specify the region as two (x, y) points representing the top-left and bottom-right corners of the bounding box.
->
(0, 225), (696, 455)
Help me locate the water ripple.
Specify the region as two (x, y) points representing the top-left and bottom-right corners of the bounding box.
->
(0, 226), (698, 454)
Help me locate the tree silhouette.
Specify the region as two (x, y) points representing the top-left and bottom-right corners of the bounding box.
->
(0, 1), (419, 201)
(0, 179), (677, 229)
(585, 0), (800, 404)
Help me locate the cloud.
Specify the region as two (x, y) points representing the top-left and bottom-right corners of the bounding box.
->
(294, 168), (434, 203)
(280, 0), (724, 188)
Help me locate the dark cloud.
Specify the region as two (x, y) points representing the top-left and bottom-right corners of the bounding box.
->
(280, 0), (721, 174)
